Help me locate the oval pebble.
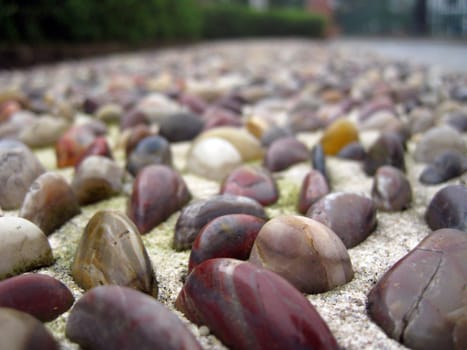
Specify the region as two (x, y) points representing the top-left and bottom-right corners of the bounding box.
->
(425, 184), (467, 231)
(372, 166), (412, 211)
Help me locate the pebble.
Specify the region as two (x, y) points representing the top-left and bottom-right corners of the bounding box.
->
(0, 217), (54, 280)
(176, 258), (339, 350)
(158, 112), (204, 142)
(367, 228), (467, 350)
(413, 125), (466, 163)
(18, 115), (69, 148)
(188, 214), (265, 272)
(71, 210), (158, 296)
(72, 156), (124, 205)
(66, 285), (202, 350)
(311, 143), (329, 182)
(128, 165), (191, 234)
(0, 273), (74, 322)
(95, 103), (123, 124)
(419, 151), (466, 185)
(336, 141), (367, 161)
(372, 165), (412, 211)
(306, 192), (377, 248)
(320, 118), (359, 155)
(173, 194), (267, 251)
(75, 136), (113, 168)
(425, 184), (467, 231)
(0, 307), (59, 349)
(220, 165), (279, 206)
(0, 142), (45, 210)
(123, 124), (157, 157)
(264, 136), (309, 172)
(260, 125), (293, 147)
(363, 132), (406, 176)
(19, 172), (81, 235)
(55, 125), (98, 168)
(249, 215), (354, 293)
(202, 106), (242, 130)
(126, 135), (172, 176)
(297, 169), (330, 214)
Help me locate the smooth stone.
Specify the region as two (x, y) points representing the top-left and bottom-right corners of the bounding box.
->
(425, 184), (467, 231)
(135, 93), (183, 123)
(0, 217), (54, 280)
(176, 258), (339, 350)
(363, 132), (406, 176)
(260, 125), (294, 147)
(188, 214), (266, 272)
(19, 172), (81, 235)
(359, 110), (402, 132)
(128, 165), (191, 234)
(72, 156), (124, 205)
(120, 109), (150, 130)
(126, 135), (172, 177)
(186, 137), (243, 181)
(409, 108), (437, 135)
(173, 194), (267, 251)
(178, 93), (208, 114)
(306, 193), (377, 248)
(336, 141), (367, 161)
(372, 166), (412, 211)
(264, 137), (309, 172)
(444, 112), (467, 132)
(367, 228), (467, 350)
(95, 103), (123, 124)
(75, 136), (113, 168)
(71, 210), (157, 296)
(249, 215), (354, 293)
(419, 151), (466, 185)
(297, 169), (330, 214)
(158, 112), (204, 142)
(0, 143), (45, 210)
(220, 165), (279, 206)
(202, 106), (242, 130)
(0, 273), (74, 322)
(413, 126), (466, 163)
(55, 125), (98, 168)
(18, 115), (69, 148)
(311, 143), (329, 183)
(0, 308), (59, 350)
(66, 285), (202, 350)
(320, 118), (359, 155)
(0, 111), (35, 140)
(197, 127), (264, 161)
(123, 124), (157, 157)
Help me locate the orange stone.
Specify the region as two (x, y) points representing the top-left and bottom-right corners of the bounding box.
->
(320, 118), (359, 155)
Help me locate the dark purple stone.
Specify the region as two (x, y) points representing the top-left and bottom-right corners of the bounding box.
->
(297, 169), (330, 214)
(128, 165), (191, 234)
(336, 141), (367, 161)
(176, 258), (339, 350)
(419, 151), (466, 185)
(126, 135), (172, 176)
(425, 184), (467, 231)
(264, 137), (309, 172)
(66, 285), (202, 350)
(188, 214), (265, 272)
(363, 132), (406, 176)
(311, 143), (329, 183)
(372, 165), (412, 211)
(158, 112), (204, 142)
(220, 165), (279, 206)
(367, 228), (467, 350)
(0, 273), (74, 322)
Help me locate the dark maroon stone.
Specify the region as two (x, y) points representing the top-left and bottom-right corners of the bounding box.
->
(363, 132), (406, 176)
(188, 214), (265, 272)
(126, 135), (172, 176)
(128, 165), (191, 234)
(66, 286), (202, 350)
(336, 141), (367, 161)
(0, 273), (74, 322)
(220, 165), (279, 206)
(297, 169), (330, 214)
(264, 137), (309, 172)
(425, 184), (467, 231)
(176, 258), (339, 350)
(202, 107), (242, 130)
(419, 151), (466, 185)
(55, 125), (97, 168)
(367, 228), (467, 350)
(173, 194), (268, 251)
(372, 165), (412, 211)
(158, 112), (204, 142)
(75, 136), (113, 169)
(306, 192), (377, 248)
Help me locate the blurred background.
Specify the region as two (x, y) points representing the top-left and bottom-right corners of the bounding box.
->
(1, 0), (466, 67)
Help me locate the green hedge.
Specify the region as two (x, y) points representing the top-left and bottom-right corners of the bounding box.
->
(201, 5), (326, 39)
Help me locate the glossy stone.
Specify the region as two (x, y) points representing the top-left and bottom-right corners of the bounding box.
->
(0, 142), (45, 210)
(19, 172), (81, 235)
(0, 217), (54, 280)
(202, 106), (242, 130)
(0, 274), (74, 322)
(367, 228), (467, 350)
(336, 141), (367, 161)
(372, 166), (412, 211)
(158, 112), (204, 142)
(363, 132), (406, 176)
(128, 165), (191, 234)
(71, 210), (157, 296)
(413, 126), (466, 163)
(306, 193), (377, 248)
(120, 109), (150, 130)
(72, 156), (124, 205)
(66, 285), (201, 350)
(260, 126), (293, 147)
(0, 308), (59, 350)
(188, 214), (265, 272)
(56, 125), (100, 168)
(320, 118), (359, 155)
(173, 194), (267, 251)
(425, 184), (467, 231)
(249, 215), (354, 293)
(75, 136), (113, 168)
(311, 143), (329, 183)
(176, 258), (339, 350)
(18, 115), (69, 149)
(419, 151), (466, 185)
(264, 137), (309, 172)
(126, 135), (172, 176)
(220, 165), (279, 206)
(123, 124), (157, 157)
(297, 169), (330, 214)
